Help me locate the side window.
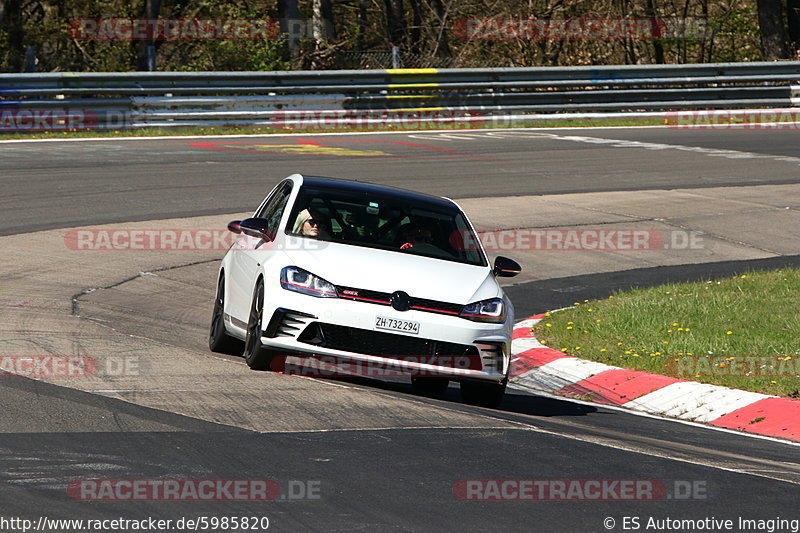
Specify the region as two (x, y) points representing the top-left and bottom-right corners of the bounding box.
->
(256, 182), (292, 236)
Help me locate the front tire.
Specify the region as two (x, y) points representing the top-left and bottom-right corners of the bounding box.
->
(243, 279), (276, 370)
(460, 379), (507, 408)
(209, 274), (243, 355)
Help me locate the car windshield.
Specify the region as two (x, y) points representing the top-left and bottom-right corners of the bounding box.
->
(286, 183), (486, 267)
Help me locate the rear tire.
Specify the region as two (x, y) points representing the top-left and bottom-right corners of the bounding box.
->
(243, 279), (276, 370)
(411, 377), (449, 395)
(460, 379), (507, 408)
(209, 274), (243, 355)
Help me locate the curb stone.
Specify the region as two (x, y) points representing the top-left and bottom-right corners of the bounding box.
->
(509, 314), (800, 443)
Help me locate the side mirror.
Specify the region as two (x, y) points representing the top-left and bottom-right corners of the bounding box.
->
(493, 256), (521, 278)
(227, 220), (242, 234)
(239, 218), (274, 241)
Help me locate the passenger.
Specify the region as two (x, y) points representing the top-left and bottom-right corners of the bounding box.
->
(292, 209), (329, 239)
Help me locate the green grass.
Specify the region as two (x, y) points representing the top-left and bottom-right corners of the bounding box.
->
(0, 116), (667, 141)
(533, 268), (800, 398)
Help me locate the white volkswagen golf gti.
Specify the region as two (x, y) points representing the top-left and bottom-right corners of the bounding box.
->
(209, 174), (521, 407)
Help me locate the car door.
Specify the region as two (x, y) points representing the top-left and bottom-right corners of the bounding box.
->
(228, 181), (293, 325)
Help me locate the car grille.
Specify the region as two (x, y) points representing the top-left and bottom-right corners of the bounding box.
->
(297, 323), (482, 370)
(336, 285), (463, 316)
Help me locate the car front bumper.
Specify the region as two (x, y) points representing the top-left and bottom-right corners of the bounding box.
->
(258, 290), (512, 383)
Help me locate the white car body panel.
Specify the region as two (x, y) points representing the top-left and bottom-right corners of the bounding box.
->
(216, 174), (519, 384)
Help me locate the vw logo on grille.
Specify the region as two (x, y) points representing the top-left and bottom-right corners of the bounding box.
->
(390, 291), (411, 312)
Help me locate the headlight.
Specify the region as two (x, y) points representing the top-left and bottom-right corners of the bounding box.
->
(460, 297), (505, 323)
(280, 266), (338, 298)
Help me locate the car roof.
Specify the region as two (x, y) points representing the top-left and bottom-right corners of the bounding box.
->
(297, 175), (458, 210)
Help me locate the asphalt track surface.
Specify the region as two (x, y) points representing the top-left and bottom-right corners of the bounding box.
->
(1, 128), (799, 532)
(3, 128), (800, 236)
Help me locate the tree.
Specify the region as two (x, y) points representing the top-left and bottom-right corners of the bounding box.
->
(278, 0), (300, 60)
(757, 0), (788, 59)
(787, 0), (800, 56)
(382, 0), (405, 48)
(312, 0), (336, 44)
(1, 0), (25, 71)
(429, 0), (451, 57)
(137, 0), (161, 71)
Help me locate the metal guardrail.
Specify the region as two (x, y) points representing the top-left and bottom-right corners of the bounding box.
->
(1, 61), (800, 130)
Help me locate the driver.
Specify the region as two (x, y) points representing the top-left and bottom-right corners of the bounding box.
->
(399, 224), (435, 250)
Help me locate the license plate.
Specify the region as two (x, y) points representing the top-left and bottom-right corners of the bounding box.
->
(375, 316), (420, 335)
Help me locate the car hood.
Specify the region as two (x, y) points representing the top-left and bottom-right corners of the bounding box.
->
(281, 240), (498, 304)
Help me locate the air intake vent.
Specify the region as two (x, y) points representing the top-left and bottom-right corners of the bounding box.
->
(264, 308), (316, 338)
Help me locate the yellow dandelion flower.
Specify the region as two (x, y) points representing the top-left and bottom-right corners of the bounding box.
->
(672, 322), (679, 326)
(567, 321), (574, 325)
(677, 327), (684, 331)
(600, 348), (606, 352)
(663, 341), (669, 344)
(617, 342), (623, 346)
(740, 275), (747, 278)
(726, 331), (733, 335)
(545, 323), (552, 327)
(566, 326), (573, 330)
(685, 328), (691, 332)
(771, 380), (777, 384)
(667, 329), (673, 333)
